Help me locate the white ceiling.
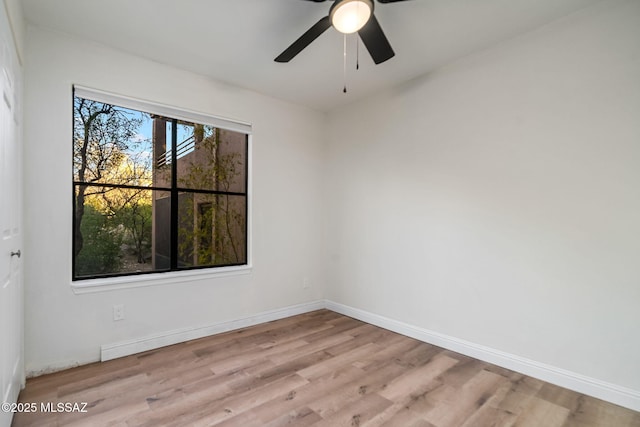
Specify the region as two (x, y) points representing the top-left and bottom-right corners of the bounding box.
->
(22, 0), (600, 111)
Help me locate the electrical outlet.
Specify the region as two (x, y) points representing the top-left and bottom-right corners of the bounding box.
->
(302, 277), (310, 289)
(113, 304), (125, 321)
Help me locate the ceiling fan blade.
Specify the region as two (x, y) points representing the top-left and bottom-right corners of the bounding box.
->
(358, 14), (395, 64)
(275, 16), (332, 63)
(377, 0), (411, 3)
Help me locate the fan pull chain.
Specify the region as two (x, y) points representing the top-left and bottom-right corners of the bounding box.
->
(356, 35), (360, 70)
(343, 33), (347, 93)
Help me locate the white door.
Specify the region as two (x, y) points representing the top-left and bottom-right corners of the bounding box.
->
(0, 5), (24, 427)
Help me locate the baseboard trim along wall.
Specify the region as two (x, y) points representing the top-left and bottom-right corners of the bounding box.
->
(101, 299), (640, 412)
(100, 300), (325, 362)
(324, 300), (640, 413)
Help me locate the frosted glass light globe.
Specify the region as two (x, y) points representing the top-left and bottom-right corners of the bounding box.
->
(331, 0), (373, 34)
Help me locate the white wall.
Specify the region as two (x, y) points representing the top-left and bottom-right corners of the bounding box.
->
(23, 27), (326, 374)
(2, 0), (24, 62)
(326, 0), (640, 395)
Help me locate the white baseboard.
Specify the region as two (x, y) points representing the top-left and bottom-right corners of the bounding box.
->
(100, 298), (639, 412)
(100, 300), (325, 362)
(324, 300), (640, 412)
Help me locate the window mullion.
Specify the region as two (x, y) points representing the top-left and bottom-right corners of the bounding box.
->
(170, 119), (179, 270)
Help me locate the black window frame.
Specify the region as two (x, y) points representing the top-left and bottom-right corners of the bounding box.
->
(71, 87), (250, 281)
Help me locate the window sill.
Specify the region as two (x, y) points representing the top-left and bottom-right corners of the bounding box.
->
(71, 265), (252, 294)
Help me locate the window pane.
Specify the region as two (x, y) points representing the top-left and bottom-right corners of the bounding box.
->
(74, 186), (170, 278)
(73, 98), (166, 187)
(151, 115), (174, 188)
(152, 190), (172, 270)
(176, 126), (247, 193)
(177, 192), (247, 268)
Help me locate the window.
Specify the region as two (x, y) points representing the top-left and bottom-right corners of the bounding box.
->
(72, 87), (250, 280)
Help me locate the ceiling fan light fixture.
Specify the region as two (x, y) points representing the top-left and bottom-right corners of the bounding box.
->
(330, 0), (373, 34)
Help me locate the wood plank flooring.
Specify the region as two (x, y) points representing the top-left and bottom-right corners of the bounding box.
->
(11, 310), (640, 426)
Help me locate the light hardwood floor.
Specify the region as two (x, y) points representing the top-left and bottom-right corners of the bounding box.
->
(12, 310), (640, 426)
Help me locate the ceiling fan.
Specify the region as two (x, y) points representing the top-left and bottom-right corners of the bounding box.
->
(275, 0), (410, 65)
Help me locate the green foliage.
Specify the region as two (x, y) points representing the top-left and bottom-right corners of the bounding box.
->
(73, 96), (152, 276)
(75, 205), (123, 276)
(176, 126), (246, 267)
(119, 200), (152, 264)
